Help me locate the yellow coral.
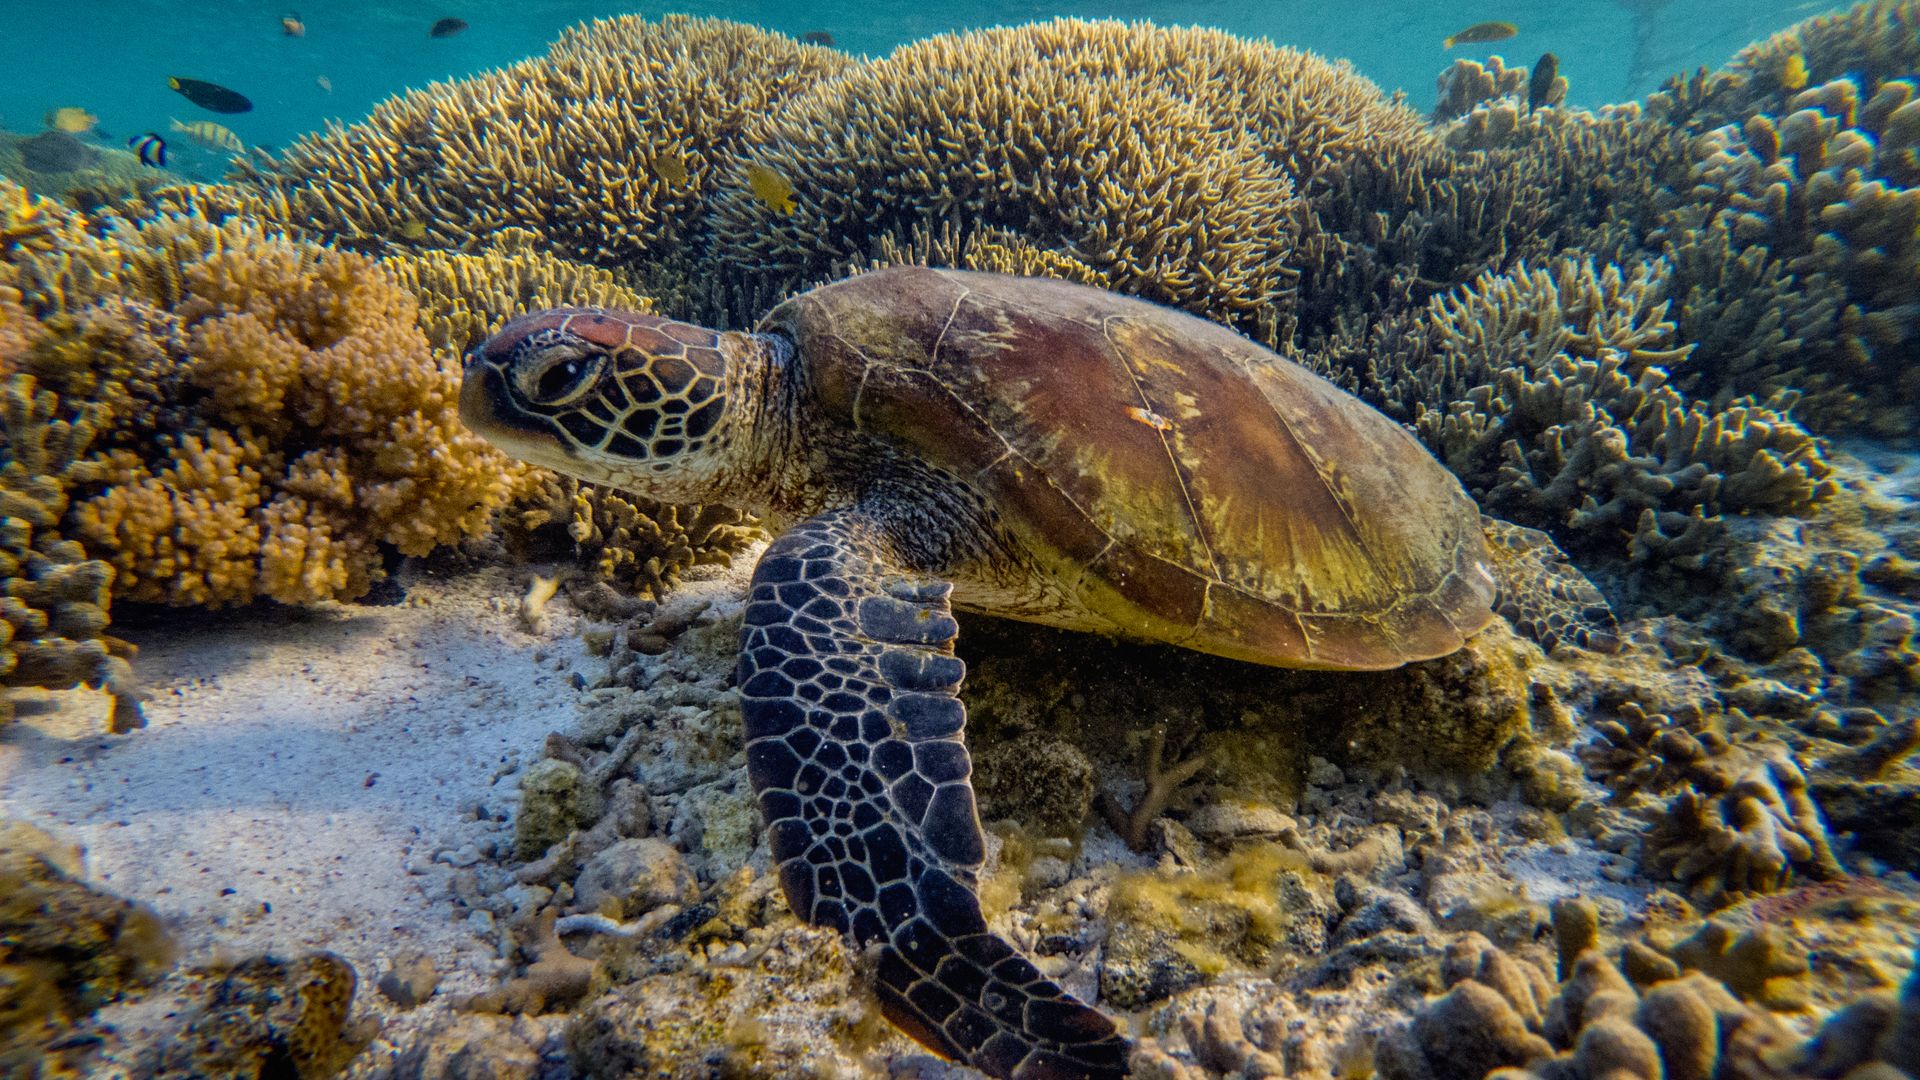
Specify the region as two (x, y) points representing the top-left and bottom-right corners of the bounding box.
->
(711, 19), (1366, 320)
(237, 16), (851, 265)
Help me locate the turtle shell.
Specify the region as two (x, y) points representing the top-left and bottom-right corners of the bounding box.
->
(762, 266), (1495, 671)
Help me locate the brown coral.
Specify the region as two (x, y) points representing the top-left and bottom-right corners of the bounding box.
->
(708, 19), (1427, 322)
(1330, 257), (1837, 568)
(1664, 76), (1920, 434)
(508, 475), (761, 602)
(1375, 929), (1801, 1080)
(0, 822), (174, 1067)
(238, 16), (851, 266)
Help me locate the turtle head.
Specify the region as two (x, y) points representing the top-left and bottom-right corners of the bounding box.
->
(461, 307), (767, 503)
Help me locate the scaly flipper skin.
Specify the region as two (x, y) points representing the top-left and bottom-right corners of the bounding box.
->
(1481, 518), (1620, 653)
(738, 508), (1129, 1080)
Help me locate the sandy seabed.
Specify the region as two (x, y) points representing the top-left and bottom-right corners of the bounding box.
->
(0, 562), (604, 1070)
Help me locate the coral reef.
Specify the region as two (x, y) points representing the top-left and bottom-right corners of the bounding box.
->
(384, 231), (659, 353)
(1, 189), (532, 606)
(709, 19), (1429, 322)
(147, 953), (362, 1079)
(1664, 78), (1920, 434)
(507, 475), (761, 602)
(238, 16), (851, 267)
(0, 822), (174, 1070)
(1328, 257), (1837, 570)
(1583, 696), (1843, 908)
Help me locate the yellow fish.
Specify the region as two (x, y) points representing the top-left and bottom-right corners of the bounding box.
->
(45, 107), (97, 133)
(745, 163), (797, 215)
(654, 151), (690, 186)
(1781, 53), (1809, 90)
(1443, 20), (1518, 48)
(400, 220), (428, 241)
(171, 118), (244, 154)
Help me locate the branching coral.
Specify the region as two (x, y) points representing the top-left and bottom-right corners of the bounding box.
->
(0, 189), (533, 607)
(1661, 76), (1920, 433)
(1582, 699), (1843, 908)
(1291, 107), (1690, 346)
(507, 475), (761, 601)
(1333, 258), (1837, 564)
(384, 230), (658, 353)
(237, 16), (850, 266)
(708, 19), (1428, 322)
(46, 223), (528, 605)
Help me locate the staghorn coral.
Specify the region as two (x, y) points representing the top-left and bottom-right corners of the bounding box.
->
(1664, 76), (1920, 434)
(1646, 0), (1920, 135)
(238, 16), (850, 265)
(1334, 258), (1837, 567)
(1433, 57), (1532, 124)
(384, 230), (658, 354)
(709, 19), (1429, 322)
(1291, 105), (1690, 348)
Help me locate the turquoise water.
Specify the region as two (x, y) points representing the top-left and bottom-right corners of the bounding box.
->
(4, 0), (1843, 157)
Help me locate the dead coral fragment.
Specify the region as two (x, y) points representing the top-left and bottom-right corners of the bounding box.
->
(468, 909), (599, 1015)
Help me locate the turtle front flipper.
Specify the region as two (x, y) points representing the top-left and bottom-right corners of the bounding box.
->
(1481, 517), (1620, 653)
(738, 509), (1129, 1080)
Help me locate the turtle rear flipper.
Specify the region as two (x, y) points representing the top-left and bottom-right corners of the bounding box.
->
(738, 508), (1129, 1080)
(1481, 517), (1620, 653)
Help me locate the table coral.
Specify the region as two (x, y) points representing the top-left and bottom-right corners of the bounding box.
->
(238, 16), (850, 268)
(709, 19), (1421, 322)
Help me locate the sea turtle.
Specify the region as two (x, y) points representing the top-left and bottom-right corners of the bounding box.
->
(459, 267), (1613, 1079)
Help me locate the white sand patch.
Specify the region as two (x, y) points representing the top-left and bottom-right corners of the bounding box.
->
(0, 564), (599, 1057)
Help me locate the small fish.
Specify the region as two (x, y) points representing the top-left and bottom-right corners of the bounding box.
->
(1527, 52), (1559, 110)
(429, 17), (468, 38)
(168, 76), (253, 114)
(745, 163), (797, 214)
(800, 30), (835, 47)
(1781, 52), (1809, 90)
(128, 132), (168, 168)
(45, 106), (97, 133)
(315, 74), (333, 93)
(653, 151), (689, 186)
(281, 11), (305, 37)
(171, 118), (244, 154)
(1443, 20), (1518, 48)
(400, 220), (428, 240)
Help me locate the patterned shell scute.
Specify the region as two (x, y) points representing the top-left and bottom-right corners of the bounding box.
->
(770, 267), (1494, 669)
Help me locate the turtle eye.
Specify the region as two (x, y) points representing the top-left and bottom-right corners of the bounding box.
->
(514, 342), (603, 407)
